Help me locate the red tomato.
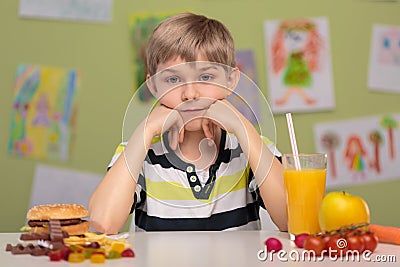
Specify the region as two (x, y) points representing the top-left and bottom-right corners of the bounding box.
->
(326, 235), (348, 257)
(303, 235), (325, 256)
(346, 235), (365, 253)
(322, 234), (331, 250)
(361, 232), (378, 252)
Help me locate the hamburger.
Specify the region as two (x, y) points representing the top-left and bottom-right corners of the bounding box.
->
(26, 204), (90, 236)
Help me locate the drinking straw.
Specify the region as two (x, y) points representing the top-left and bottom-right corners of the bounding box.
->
(285, 113), (301, 170)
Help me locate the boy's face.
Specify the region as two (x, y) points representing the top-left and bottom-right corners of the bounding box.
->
(147, 55), (239, 132)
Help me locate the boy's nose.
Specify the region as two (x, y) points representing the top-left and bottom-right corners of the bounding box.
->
(182, 82), (200, 101)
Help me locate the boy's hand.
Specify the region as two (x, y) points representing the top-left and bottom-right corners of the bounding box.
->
(202, 99), (245, 139)
(145, 104), (184, 150)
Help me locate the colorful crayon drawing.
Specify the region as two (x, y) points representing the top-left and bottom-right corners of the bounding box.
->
(8, 64), (79, 161)
(19, 0), (113, 23)
(129, 12), (176, 103)
(320, 132), (340, 178)
(378, 27), (400, 66)
(368, 130), (383, 174)
(227, 50), (261, 124)
(368, 25), (400, 93)
(380, 115), (398, 160)
(264, 17), (335, 114)
(344, 135), (368, 180)
(314, 114), (400, 188)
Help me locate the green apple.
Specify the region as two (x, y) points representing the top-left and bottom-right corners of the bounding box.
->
(319, 191), (370, 232)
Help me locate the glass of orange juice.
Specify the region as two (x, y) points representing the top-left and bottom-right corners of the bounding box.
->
(283, 153), (327, 240)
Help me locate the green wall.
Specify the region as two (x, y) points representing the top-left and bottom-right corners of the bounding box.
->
(1, 0), (399, 232)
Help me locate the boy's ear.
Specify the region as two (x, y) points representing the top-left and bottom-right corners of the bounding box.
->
(146, 74), (158, 96)
(226, 67), (240, 93)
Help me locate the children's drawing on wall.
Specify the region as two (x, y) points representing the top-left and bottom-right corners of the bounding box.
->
(368, 25), (400, 93)
(8, 64), (79, 162)
(129, 12), (176, 103)
(264, 17), (335, 114)
(227, 50), (261, 124)
(344, 135), (368, 180)
(19, 0), (113, 23)
(314, 114), (400, 188)
(320, 132), (340, 179)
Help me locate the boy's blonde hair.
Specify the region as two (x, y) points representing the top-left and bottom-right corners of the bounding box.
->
(146, 13), (236, 76)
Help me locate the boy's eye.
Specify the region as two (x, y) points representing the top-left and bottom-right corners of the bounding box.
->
(166, 76), (180, 83)
(199, 74), (212, 81)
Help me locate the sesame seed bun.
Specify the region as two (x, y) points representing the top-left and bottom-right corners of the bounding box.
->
(27, 204), (89, 220)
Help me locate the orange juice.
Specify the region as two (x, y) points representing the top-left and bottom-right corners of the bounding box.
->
(284, 168), (326, 236)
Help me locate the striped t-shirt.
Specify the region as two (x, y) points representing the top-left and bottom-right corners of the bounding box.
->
(107, 130), (281, 231)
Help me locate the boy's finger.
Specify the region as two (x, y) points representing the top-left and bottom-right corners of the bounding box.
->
(168, 129), (177, 150)
(179, 126), (185, 143)
(202, 120), (212, 139)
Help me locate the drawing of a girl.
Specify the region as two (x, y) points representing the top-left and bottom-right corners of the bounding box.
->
(378, 28), (400, 66)
(272, 18), (323, 105)
(344, 135), (368, 180)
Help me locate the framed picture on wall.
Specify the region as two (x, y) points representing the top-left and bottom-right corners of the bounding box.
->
(129, 11), (178, 103)
(368, 24), (400, 93)
(264, 17), (335, 114)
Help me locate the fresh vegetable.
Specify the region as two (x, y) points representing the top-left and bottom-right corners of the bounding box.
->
(325, 235), (348, 256)
(369, 224), (400, 245)
(264, 237), (283, 252)
(361, 232), (378, 252)
(346, 234), (365, 253)
(303, 235), (325, 256)
(301, 225), (379, 256)
(294, 233), (309, 248)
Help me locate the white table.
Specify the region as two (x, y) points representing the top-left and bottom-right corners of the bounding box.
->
(1, 231), (399, 266)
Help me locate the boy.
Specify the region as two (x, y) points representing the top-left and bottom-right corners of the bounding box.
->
(89, 13), (287, 233)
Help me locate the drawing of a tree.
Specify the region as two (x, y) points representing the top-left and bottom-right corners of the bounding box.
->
(369, 130), (383, 173)
(380, 115), (398, 160)
(321, 132), (340, 178)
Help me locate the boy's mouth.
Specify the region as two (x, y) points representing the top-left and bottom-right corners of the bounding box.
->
(180, 108), (206, 113)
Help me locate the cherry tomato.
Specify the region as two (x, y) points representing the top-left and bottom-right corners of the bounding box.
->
(326, 235), (348, 257)
(346, 234), (365, 253)
(321, 234), (331, 250)
(303, 235), (325, 256)
(361, 232), (378, 252)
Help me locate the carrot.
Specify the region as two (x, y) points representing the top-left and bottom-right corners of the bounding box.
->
(369, 224), (400, 245)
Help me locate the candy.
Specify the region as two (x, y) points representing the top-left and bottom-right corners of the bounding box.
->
(107, 250), (121, 259)
(68, 252), (85, 263)
(59, 245), (73, 261)
(110, 242), (125, 253)
(90, 253), (106, 263)
(48, 251), (62, 261)
(89, 241), (101, 249)
(82, 248), (95, 259)
(121, 248), (135, 258)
